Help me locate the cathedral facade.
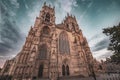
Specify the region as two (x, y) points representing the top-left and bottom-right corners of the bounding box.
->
(0, 3), (95, 80)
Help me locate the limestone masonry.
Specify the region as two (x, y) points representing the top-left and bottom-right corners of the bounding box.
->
(0, 3), (96, 80)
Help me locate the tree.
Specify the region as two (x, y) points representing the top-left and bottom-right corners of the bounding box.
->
(103, 23), (120, 64)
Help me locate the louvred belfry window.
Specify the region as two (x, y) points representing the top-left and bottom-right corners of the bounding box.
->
(59, 31), (70, 54)
(45, 13), (50, 22)
(39, 44), (47, 59)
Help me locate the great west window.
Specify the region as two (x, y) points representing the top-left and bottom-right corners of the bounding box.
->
(59, 31), (70, 54)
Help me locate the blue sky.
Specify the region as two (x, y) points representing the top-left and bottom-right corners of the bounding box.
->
(0, 0), (120, 67)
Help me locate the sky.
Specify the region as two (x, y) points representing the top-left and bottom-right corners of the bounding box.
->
(0, 0), (120, 67)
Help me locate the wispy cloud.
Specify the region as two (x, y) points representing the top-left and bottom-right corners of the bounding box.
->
(79, 1), (93, 21)
(93, 48), (113, 61)
(89, 32), (111, 60)
(54, 0), (78, 23)
(92, 38), (109, 52)
(56, 0), (78, 13)
(0, 0), (23, 57)
(10, 0), (19, 8)
(23, 0), (29, 9)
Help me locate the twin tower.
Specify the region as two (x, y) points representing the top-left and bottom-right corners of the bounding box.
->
(0, 3), (94, 80)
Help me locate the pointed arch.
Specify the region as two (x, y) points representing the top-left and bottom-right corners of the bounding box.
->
(66, 65), (70, 75)
(45, 13), (50, 22)
(32, 46), (36, 52)
(62, 65), (65, 76)
(42, 26), (50, 35)
(59, 31), (70, 54)
(38, 64), (44, 78)
(39, 44), (47, 59)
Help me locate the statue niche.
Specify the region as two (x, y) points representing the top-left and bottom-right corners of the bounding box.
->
(39, 44), (47, 59)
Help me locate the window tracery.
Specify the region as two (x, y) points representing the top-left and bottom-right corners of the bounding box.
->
(59, 31), (70, 54)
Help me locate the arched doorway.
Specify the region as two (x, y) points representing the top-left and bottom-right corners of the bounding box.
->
(62, 65), (70, 76)
(38, 64), (44, 78)
(62, 65), (65, 76)
(66, 65), (69, 75)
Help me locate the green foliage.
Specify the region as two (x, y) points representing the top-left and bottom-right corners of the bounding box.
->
(103, 23), (120, 63)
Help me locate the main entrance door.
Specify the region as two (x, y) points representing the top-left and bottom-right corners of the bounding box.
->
(38, 64), (44, 78)
(66, 65), (69, 76)
(62, 65), (65, 76)
(62, 65), (70, 76)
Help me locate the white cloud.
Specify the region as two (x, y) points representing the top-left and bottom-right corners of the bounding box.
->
(18, 1), (43, 35)
(25, 3), (29, 9)
(10, 0), (19, 8)
(23, 0), (29, 9)
(89, 33), (105, 48)
(56, 0), (78, 13)
(93, 48), (113, 61)
(79, 1), (93, 21)
(88, 32), (112, 61)
(9, 11), (16, 16)
(54, 0), (78, 23)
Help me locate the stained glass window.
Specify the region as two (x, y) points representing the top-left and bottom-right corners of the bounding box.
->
(59, 31), (70, 54)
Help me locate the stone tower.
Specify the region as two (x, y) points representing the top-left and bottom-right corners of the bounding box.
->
(0, 3), (94, 80)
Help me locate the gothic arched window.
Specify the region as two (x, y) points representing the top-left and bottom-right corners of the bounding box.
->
(42, 26), (50, 35)
(39, 44), (47, 59)
(59, 31), (70, 54)
(45, 13), (50, 22)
